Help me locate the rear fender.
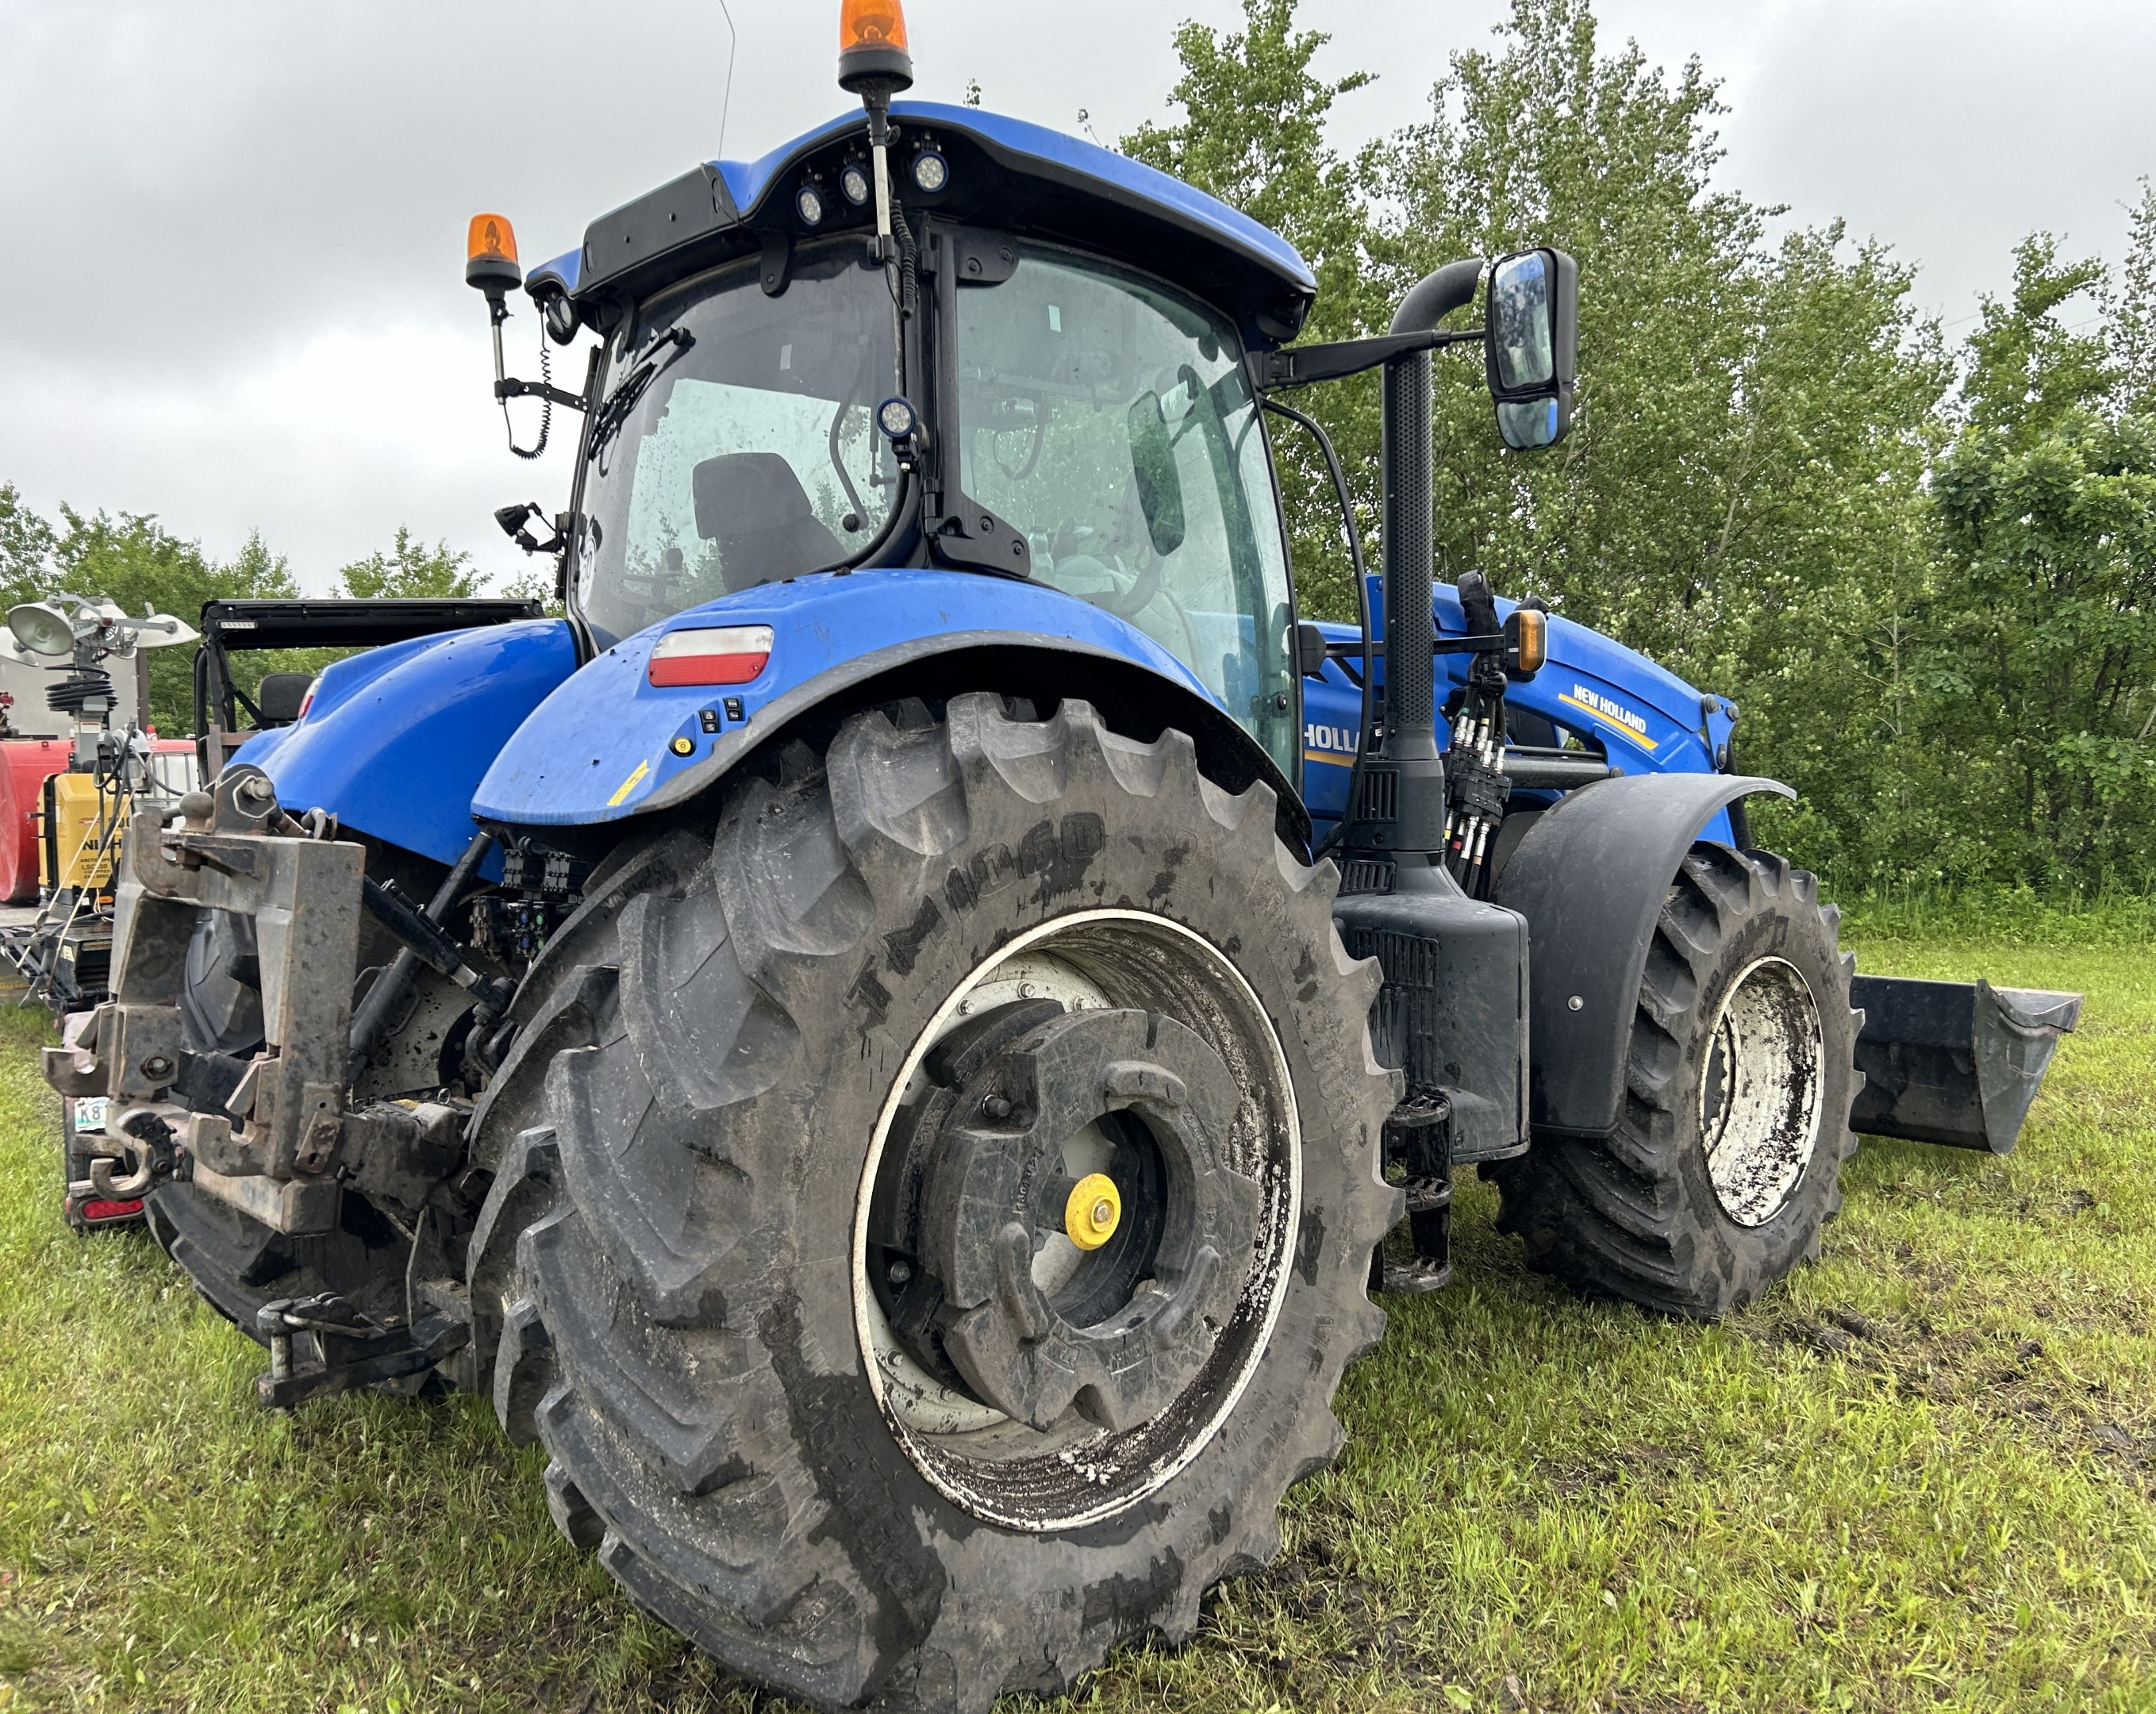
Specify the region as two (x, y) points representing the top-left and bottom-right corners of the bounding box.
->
(1491, 773), (1795, 1136)
(473, 569), (1306, 845)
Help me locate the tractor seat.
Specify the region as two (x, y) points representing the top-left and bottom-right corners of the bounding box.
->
(692, 452), (845, 591)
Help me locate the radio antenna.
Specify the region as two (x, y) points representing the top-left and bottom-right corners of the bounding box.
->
(716, 0), (739, 160)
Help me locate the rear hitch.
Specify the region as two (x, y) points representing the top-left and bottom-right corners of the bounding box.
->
(256, 1293), (471, 1411)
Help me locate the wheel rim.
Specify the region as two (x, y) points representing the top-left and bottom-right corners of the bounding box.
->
(851, 908), (1301, 1532)
(1699, 955), (1825, 1227)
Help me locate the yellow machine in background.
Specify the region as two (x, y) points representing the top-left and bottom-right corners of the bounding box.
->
(44, 769), (130, 891)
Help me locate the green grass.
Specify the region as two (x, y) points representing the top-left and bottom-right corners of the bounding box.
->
(2, 924), (2150, 1713)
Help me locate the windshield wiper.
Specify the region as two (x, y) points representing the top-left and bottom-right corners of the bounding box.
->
(588, 325), (695, 461)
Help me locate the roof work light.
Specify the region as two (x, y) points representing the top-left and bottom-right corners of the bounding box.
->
(910, 146), (949, 194)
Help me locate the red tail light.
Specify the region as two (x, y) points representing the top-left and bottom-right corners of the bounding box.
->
(648, 624), (774, 688)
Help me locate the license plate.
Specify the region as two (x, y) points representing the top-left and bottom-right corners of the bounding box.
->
(71, 1096), (108, 1134)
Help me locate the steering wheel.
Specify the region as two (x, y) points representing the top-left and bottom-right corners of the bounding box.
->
(1080, 549), (1199, 667)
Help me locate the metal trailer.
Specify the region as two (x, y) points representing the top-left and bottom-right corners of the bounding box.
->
(44, 7), (2077, 1706)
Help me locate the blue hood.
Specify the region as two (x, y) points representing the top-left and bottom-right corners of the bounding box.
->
(242, 618), (578, 873)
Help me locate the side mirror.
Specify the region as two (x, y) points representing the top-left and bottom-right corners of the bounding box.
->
(1485, 248), (1578, 451)
(1126, 390), (1188, 557)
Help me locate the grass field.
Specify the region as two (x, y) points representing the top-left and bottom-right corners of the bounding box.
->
(1, 918), (2150, 1713)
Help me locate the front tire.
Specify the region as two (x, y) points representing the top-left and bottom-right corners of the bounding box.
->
(1489, 844), (1859, 1318)
(464, 694), (1399, 1710)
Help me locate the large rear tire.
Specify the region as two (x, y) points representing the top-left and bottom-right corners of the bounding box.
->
(1489, 844), (1860, 1318)
(464, 694), (1399, 1710)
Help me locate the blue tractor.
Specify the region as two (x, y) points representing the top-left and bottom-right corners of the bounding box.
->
(48, 6), (2078, 1705)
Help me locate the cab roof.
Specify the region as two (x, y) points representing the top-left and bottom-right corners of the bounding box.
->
(527, 102), (1317, 349)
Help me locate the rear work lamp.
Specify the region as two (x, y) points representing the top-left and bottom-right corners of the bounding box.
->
(647, 625), (774, 688)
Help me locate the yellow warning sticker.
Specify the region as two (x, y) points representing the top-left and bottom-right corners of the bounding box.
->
(606, 759), (651, 807)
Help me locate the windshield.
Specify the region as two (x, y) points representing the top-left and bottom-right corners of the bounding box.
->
(575, 243), (900, 642)
(953, 246), (1297, 771)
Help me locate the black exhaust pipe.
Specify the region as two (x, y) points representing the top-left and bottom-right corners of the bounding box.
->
(1337, 258), (1485, 896)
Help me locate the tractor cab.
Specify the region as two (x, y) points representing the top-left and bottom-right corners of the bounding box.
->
(567, 217), (1301, 768)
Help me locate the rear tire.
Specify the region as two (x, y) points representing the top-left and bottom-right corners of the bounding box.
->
(1489, 844), (1859, 1318)
(464, 694), (1399, 1711)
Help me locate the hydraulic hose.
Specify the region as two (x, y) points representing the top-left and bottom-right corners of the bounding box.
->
(348, 828), (497, 1080)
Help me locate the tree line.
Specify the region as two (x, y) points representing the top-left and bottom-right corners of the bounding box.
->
(0, 500), (515, 737)
(3, 0), (2150, 894)
(1128, 0), (2156, 893)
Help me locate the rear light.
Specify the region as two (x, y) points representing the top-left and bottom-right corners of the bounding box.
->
(296, 677), (319, 720)
(648, 624), (774, 688)
(78, 1197), (143, 1223)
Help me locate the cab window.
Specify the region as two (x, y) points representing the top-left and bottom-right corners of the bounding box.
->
(951, 247), (1296, 772)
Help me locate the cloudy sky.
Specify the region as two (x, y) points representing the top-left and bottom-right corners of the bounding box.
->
(2, 0), (2150, 592)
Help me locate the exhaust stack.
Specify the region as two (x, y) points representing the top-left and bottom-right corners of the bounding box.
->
(1337, 258), (1485, 894)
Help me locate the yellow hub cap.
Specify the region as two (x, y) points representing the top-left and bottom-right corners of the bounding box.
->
(1064, 1172), (1122, 1250)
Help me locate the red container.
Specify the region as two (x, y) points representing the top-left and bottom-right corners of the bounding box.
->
(0, 739), (71, 903)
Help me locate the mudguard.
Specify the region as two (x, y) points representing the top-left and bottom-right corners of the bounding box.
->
(1491, 772), (1795, 1137)
(240, 619), (578, 874)
(473, 568), (1291, 832)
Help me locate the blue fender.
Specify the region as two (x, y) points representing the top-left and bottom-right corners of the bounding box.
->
(473, 569), (1246, 828)
(1492, 772), (1796, 1136)
(240, 619), (579, 873)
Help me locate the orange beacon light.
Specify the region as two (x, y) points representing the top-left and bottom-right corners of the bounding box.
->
(465, 213), (521, 302)
(838, 0), (913, 94)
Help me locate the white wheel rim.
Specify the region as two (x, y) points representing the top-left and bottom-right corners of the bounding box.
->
(851, 908), (1302, 1532)
(1699, 955), (1825, 1228)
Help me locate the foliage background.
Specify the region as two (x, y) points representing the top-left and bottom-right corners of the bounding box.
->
(3, 0), (2151, 893)
(1128, 0), (2155, 894)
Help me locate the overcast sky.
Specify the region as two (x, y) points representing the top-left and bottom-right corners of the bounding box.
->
(2, 0), (2150, 593)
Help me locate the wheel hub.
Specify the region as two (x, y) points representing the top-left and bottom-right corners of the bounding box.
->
(879, 1005), (1259, 1432)
(1701, 955), (1825, 1226)
(1065, 1173), (1122, 1249)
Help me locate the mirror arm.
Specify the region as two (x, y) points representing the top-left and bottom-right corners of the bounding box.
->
(1326, 632), (1508, 661)
(494, 376), (590, 413)
(1248, 327), (1484, 392)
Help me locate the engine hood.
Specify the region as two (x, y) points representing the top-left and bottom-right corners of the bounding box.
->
(240, 617), (578, 873)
